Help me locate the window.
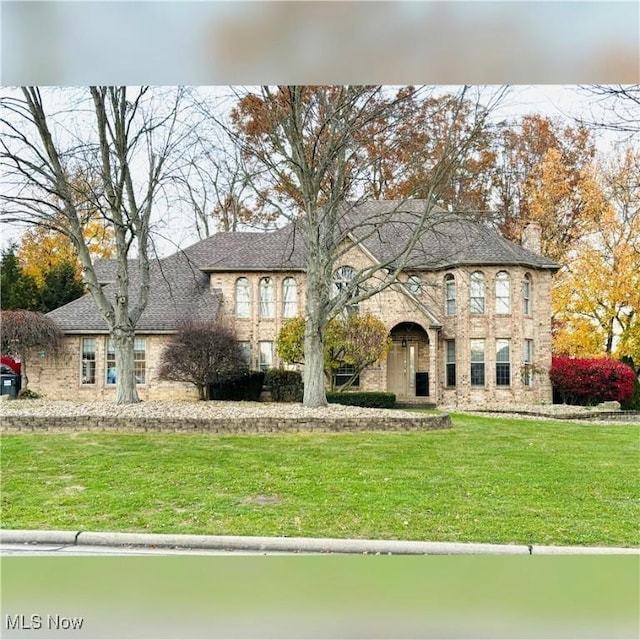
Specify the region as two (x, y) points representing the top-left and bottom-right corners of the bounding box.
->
(258, 341), (274, 372)
(335, 364), (360, 388)
(239, 341), (251, 367)
(134, 338), (146, 384)
(282, 278), (298, 318)
(523, 339), (534, 386)
(333, 266), (359, 315)
(259, 277), (274, 318)
(235, 277), (250, 318)
(444, 273), (456, 315)
(445, 339), (456, 387)
(495, 271), (511, 314)
(496, 339), (511, 386)
(105, 337), (145, 384)
(470, 339), (485, 386)
(81, 338), (96, 384)
(523, 274), (532, 316)
(470, 271), (485, 314)
(106, 338), (116, 385)
(406, 274), (422, 295)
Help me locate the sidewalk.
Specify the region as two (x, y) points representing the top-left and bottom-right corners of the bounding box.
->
(2, 529), (638, 555)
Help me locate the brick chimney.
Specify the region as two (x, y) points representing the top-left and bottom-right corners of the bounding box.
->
(522, 222), (542, 254)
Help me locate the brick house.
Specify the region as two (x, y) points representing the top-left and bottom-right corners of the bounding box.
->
(32, 201), (560, 405)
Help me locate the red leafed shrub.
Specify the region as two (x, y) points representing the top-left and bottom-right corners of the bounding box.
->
(550, 357), (636, 406)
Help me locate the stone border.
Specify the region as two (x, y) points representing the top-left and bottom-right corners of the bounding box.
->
(0, 413), (451, 433)
(465, 409), (640, 423)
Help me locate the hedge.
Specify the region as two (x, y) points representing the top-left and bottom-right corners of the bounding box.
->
(326, 391), (396, 409)
(209, 370), (265, 401)
(549, 357), (636, 406)
(264, 369), (303, 402)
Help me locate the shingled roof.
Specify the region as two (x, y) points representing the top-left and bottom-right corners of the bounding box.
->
(48, 200), (560, 333)
(48, 251), (221, 333)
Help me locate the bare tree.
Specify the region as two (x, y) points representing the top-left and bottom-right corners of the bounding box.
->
(575, 85), (640, 135)
(227, 85), (507, 407)
(0, 87), (193, 404)
(159, 320), (246, 400)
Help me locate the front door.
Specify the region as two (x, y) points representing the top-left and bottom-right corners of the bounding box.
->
(387, 343), (416, 398)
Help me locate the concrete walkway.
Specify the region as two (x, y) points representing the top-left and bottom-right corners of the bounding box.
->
(1, 529), (637, 555)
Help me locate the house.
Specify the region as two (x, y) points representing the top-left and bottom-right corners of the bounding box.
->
(31, 201), (561, 405)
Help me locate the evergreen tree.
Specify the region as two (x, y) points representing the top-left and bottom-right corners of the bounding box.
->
(38, 259), (86, 313)
(0, 244), (39, 310)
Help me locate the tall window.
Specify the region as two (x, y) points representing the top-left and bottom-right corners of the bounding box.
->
(523, 339), (534, 386)
(496, 339), (511, 386)
(259, 278), (274, 318)
(235, 277), (250, 318)
(106, 338), (116, 384)
(282, 277), (298, 318)
(470, 271), (485, 314)
(81, 338), (96, 385)
(445, 339), (456, 387)
(105, 338), (145, 384)
(495, 271), (511, 314)
(523, 274), (532, 316)
(444, 273), (456, 315)
(333, 266), (359, 315)
(470, 339), (485, 386)
(258, 341), (274, 372)
(134, 338), (146, 384)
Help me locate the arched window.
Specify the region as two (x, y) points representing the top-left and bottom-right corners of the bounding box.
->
(470, 271), (485, 314)
(444, 273), (456, 315)
(259, 277), (274, 318)
(282, 277), (298, 318)
(406, 274), (422, 295)
(333, 266), (359, 315)
(523, 273), (532, 316)
(235, 277), (250, 317)
(495, 271), (511, 314)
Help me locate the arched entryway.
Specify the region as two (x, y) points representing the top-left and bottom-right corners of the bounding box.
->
(387, 322), (430, 399)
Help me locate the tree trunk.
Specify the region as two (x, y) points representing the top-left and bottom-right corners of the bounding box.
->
(197, 384), (207, 401)
(303, 316), (328, 407)
(19, 353), (28, 394)
(113, 328), (139, 405)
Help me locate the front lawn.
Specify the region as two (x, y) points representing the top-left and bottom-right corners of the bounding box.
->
(1, 414), (638, 547)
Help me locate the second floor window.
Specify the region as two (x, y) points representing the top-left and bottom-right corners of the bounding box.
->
(236, 277), (250, 318)
(259, 277), (274, 318)
(495, 271), (511, 314)
(470, 271), (485, 314)
(333, 266), (359, 316)
(282, 277), (298, 318)
(523, 274), (532, 316)
(444, 273), (456, 315)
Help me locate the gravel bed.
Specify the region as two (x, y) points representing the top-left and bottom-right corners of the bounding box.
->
(0, 399), (421, 420)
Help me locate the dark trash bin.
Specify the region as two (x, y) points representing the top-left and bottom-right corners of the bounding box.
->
(0, 373), (21, 397)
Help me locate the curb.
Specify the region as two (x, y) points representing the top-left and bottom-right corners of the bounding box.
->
(2, 529), (638, 555)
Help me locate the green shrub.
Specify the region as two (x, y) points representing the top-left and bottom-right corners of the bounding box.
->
(264, 369), (303, 402)
(18, 389), (41, 400)
(326, 391), (396, 409)
(209, 370), (265, 401)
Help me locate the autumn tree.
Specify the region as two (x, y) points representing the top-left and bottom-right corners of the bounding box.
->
(492, 114), (603, 262)
(552, 148), (640, 361)
(277, 313), (392, 391)
(229, 85), (506, 406)
(0, 309), (62, 393)
(0, 87), (194, 404)
(159, 320), (246, 400)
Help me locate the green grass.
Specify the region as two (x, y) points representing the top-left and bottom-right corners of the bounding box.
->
(1, 414), (638, 547)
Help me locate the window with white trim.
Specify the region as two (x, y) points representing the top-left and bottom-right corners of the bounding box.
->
(333, 266), (359, 315)
(406, 274), (422, 294)
(495, 271), (511, 314)
(81, 338), (96, 385)
(105, 337), (145, 385)
(258, 341), (274, 372)
(496, 339), (511, 386)
(470, 271), (485, 314)
(523, 274), (532, 316)
(444, 273), (456, 315)
(239, 341), (251, 367)
(470, 339), (485, 386)
(235, 277), (250, 318)
(523, 339), (534, 386)
(445, 339), (456, 387)
(259, 277), (274, 318)
(282, 277), (298, 318)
